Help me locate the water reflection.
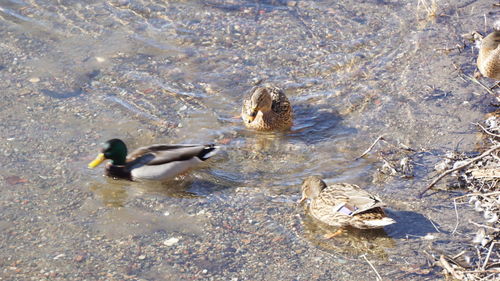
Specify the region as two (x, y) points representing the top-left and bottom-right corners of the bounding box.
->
(92, 205), (205, 239)
(301, 213), (396, 258)
(88, 174), (235, 207)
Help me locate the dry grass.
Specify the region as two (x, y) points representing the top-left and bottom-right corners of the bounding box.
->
(417, 0), (439, 20)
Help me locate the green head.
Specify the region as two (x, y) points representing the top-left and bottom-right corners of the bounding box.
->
(88, 139), (128, 168)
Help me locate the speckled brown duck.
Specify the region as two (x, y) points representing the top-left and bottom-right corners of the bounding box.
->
(477, 27), (500, 80)
(88, 139), (219, 181)
(300, 176), (395, 238)
(241, 85), (293, 131)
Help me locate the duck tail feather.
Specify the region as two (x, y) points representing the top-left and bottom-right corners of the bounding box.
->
(494, 20), (500, 31)
(198, 145), (220, 160)
(364, 217), (396, 227)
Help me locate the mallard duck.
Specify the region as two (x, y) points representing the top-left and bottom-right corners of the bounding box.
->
(88, 139), (219, 181)
(477, 28), (500, 80)
(300, 176), (395, 238)
(241, 85), (293, 131)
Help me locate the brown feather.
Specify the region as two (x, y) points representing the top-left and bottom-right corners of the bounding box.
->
(242, 85), (293, 131)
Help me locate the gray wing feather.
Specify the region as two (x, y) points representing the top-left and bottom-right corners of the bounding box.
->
(127, 144), (208, 166)
(319, 183), (385, 214)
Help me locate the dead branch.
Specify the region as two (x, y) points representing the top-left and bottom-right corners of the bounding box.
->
(451, 199), (460, 235)
(356, 135), (384, 160)
(473, 122), (500, 138)
(419, 144), (500, 197)
(439, 255), (463, 280)
(361, 254), (383, 281)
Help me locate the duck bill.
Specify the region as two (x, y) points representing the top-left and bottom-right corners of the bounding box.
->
(88, 153), (105, 168)
(247, 110), (257, 122)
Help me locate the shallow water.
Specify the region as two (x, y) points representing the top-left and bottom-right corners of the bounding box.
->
(0, 0), (498, 280)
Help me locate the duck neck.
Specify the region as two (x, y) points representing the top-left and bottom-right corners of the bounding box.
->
(110, 155), (127, 166)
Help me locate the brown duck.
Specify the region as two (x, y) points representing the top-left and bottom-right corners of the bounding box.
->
(241, 85), (293, 131)
(300, 176), (395, 238)
(477, 29), (500, 80)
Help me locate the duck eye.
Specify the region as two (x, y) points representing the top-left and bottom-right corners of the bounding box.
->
(249, 111), (257, 117)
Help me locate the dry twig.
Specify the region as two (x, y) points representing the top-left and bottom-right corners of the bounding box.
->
(460, 72), (498, 97)
(482, 242), (498, 270)
(426, 215), (441, 233)
(356, 135), (384, 160)
(452, 62), (498, 97)
(439, 255), (463, 280)
(419, 144), (500, 197)
(361, 254), (383, 281)
(452, 199), (460, 235)
(473, 122), (500, 138)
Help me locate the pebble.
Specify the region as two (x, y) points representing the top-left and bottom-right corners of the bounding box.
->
(138, 255), (146, 260)
(74, 255), (85, 262)
(53, 254), (65, 260)
(29, 77), (40, 83)
(163, 237), (180, 246)
(472, 228), (485, 244)
(422, 234), (436, 240)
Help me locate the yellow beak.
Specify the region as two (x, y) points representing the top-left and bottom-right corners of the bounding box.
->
(247, 108), (258, 122)
(88, 153), (105, 168)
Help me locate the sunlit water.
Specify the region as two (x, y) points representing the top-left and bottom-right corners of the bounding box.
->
(0, 0), (498, 280)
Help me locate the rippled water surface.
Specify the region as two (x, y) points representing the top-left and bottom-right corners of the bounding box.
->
(1, 0), (499, 280)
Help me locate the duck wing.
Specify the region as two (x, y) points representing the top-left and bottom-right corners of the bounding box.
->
(319, 183), (386, 215)
(127, 144), (218, 167)
(268, 86), (291, 114)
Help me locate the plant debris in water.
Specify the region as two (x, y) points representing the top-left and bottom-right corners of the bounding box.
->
(426, 113), (499, 280)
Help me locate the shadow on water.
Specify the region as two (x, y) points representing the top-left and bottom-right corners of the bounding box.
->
(40, 70), (100, 99)
(289, 103), (354, 144)
(384, 210), (443, 239)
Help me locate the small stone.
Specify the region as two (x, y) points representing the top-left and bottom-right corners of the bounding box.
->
(337, 258), (347, 264)
(53, 254), (65, 260)
(434, 161), (448, 172)
(74, 255), (85, 262)
(472, 228), (485, 244)
(29, 77), (40, 83)
(138, 255), (146, 260)
(95, 57), (106, 63)
(422, 234), (435, 240)
(163, 237), (180, 246)
(202, 269), (208, 274)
